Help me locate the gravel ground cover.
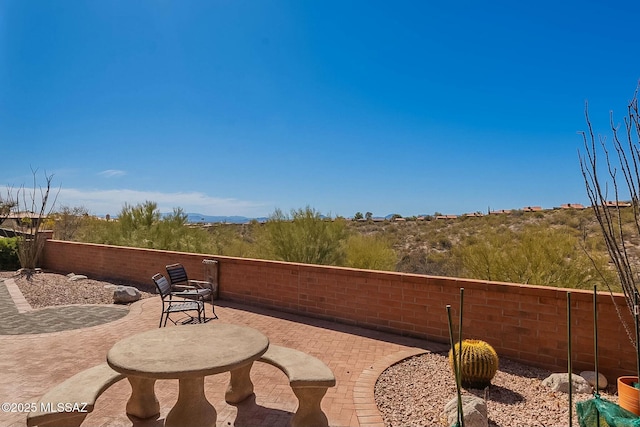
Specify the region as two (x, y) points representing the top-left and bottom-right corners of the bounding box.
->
(0, 270), (154, 308)
(375, 352), (618, 427)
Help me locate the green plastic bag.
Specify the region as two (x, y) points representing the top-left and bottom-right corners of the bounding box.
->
(577, 396), (640, 427)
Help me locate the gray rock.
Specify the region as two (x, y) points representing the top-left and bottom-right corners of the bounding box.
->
(580, 371), (608, 390)
(542, 373), (592, 394)
(113, 285), (141, 304)
(443, 395), (488, 427)
(68, 274), (88, 282)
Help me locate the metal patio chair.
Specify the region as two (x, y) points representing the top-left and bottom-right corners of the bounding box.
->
(152, 273), (205, 327)
(166, 263), (218, 320)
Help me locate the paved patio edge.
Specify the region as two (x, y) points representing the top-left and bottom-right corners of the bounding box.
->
(353, 347), (427, 427)
(4, 278), (32, 313)
(0, 296), (150, 340)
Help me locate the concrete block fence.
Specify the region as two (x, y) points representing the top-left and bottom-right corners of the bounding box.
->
(42, 239), (636, 380)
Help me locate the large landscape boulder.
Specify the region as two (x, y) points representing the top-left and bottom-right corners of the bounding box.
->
(542, 373), (592, 394)
(113, 286), (141, 304)
(580, 371), (608, 390)
(442, 395), (488, 427)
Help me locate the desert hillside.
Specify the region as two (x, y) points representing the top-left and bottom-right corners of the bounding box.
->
(346, 207), (635, 291)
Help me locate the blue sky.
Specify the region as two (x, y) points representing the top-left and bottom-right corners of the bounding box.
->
(1, 1), (639, 218)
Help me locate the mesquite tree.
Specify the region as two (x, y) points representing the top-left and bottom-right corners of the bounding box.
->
(579, 83), (640, 350)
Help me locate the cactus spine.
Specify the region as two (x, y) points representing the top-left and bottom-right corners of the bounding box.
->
(448, 339), (499, 389)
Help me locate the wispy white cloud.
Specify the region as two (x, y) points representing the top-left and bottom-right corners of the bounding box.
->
(98, 170), (126, 178)
(55, 188), (271, 217)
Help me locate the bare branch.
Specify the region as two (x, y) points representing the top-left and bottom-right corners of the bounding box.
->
(579, 83), (640, 350)
(4, 170), (59, 270)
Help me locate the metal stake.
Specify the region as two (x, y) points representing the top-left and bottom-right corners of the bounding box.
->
(458, 287), (464, 400)
(447, 305), (464, 427)
(635, 290), (640, 389)
(567, 292), (573, 427)
(593, 285), (600, 427)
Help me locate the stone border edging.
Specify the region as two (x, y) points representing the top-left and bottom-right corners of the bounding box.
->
(353, 348), (427, 427)
(4, 278), (32, 313)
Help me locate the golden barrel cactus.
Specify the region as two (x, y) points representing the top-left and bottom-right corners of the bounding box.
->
(449, 339), (499, 389)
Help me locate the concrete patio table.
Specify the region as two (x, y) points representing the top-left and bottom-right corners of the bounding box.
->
(107, 323), (269, 427)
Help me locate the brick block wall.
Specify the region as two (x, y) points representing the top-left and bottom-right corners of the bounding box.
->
(42, 239), (636, 379)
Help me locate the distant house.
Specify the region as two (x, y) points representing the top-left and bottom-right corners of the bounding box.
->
(604, 201), (632, 208)
(559, 203), (585, 210)
(1, 211), (47, 228)
(435, 215), (457, 220)
(522, 206), (543, 212)
(465, 212), (484, 218)
(490, 209), (512, 215)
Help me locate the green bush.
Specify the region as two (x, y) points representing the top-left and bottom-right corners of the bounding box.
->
(52, 205), (90, 240)
(259, 206), (347, 265)
(344, 234), (396, 271)
(73, 203), (216, 254)
(0, 238), (20, 271)
(454, 224), (617, 290)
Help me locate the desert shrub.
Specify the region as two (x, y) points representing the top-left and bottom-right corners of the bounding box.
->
(74, 203), (215, 254)
(119, 201), (160, 241)
(76, 216), (120, 245)
(395, 249), (461, 276)
(426, 251), (462, 277)
(52, 206), (90, 240)
(206, 223), (261, 257)
(437, 236), (453, 250)
(455, 224), (616, 290)
(344, 234), (396, 271)
(396, 250), (428, 274)
(222, 238), (259, 258)
(258, 206), (347, 265)
(0, 238), (20, 270)
(150, 209), (214, 253)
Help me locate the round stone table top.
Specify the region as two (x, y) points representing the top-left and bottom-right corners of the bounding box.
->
(107, 323), (269, 379)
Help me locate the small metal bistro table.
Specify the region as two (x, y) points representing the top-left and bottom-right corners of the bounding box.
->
(107, 323), (269, 427)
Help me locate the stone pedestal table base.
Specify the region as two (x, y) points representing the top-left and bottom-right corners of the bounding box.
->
(225, 362), (255, 403)
(126, 377), (160, 419)
(165, 377), (216, 427)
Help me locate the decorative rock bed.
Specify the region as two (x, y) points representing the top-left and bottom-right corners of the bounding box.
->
(375, 352), (618, 427)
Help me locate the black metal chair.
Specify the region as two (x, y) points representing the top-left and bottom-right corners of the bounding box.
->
(166, 263), (218, 320)
(152, 273), (205, 327)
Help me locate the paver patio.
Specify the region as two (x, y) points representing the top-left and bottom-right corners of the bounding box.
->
(0, 278), (448, 427)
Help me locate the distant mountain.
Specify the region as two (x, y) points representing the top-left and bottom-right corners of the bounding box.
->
(183, 213), (267, 224)
(156, 212), (416, 223)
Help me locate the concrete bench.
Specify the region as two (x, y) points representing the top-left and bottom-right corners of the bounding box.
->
(258, 345), (336, 427)
(26, 363), (125, 427)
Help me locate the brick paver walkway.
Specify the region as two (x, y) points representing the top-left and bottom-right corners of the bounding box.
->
(0, 280), (128, 335)
(0, 279), (447, 427)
